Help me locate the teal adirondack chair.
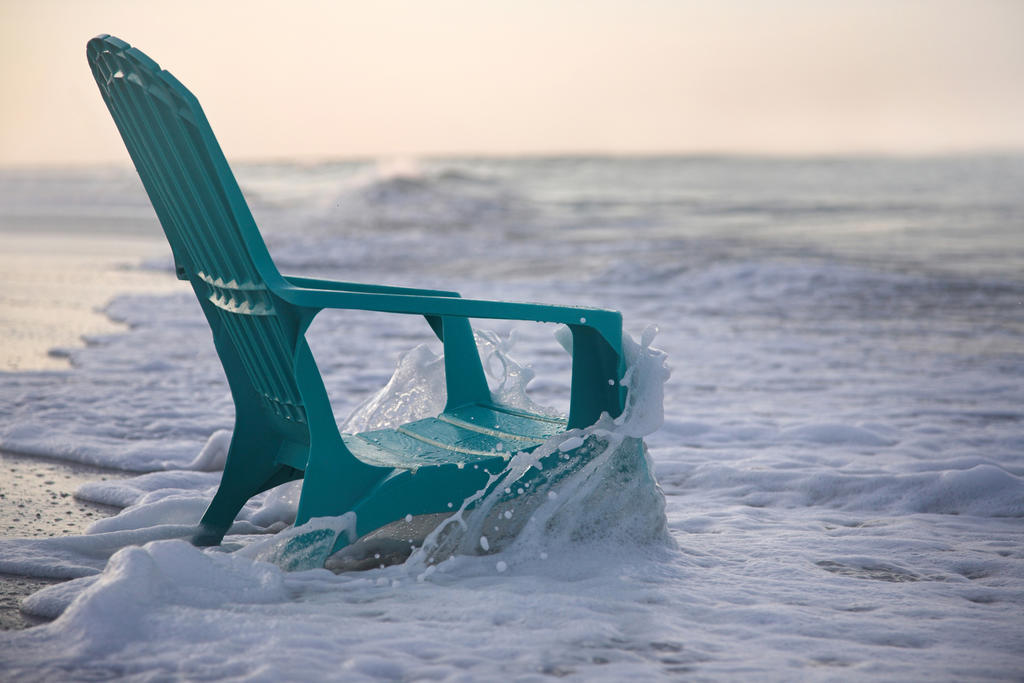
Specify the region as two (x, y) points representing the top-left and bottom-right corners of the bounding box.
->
(87, 35), (625, 564)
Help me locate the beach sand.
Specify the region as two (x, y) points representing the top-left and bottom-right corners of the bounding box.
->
(0, 450), (126, 630)
(0, 225), (173, 628)
(0, 230), (175, 371)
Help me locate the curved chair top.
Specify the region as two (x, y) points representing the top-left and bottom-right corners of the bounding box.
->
(86, 34), (280, 290)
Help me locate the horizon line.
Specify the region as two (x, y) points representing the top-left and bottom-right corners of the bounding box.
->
(4, 146), (1024, 172)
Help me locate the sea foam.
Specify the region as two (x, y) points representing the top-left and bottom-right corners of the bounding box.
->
(2, 157), (1023, 678)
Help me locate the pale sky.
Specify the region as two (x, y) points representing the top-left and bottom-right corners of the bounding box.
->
(1, 0), (1023, 166)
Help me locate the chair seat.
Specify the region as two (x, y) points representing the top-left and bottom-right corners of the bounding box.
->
(343, 404), (567, 470)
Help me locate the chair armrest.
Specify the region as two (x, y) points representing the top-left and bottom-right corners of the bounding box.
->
(283, 275), (460, 298)
(278, 285), (626, 426)
(278, 285), (623, 354)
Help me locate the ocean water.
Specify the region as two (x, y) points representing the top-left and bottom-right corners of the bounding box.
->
(0, 156), (1022, 679)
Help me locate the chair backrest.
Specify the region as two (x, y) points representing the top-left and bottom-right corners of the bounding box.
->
(87, 35), (309, 433)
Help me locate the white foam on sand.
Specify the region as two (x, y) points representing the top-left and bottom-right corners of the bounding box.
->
(0, 329), (687, 680)
(1, 305), (1022, 678)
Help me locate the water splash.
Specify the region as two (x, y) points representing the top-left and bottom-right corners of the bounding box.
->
(327, 327), (674, 573)
(341, 328), (561, 433)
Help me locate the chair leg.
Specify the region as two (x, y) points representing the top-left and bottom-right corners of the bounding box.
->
(293, 439), (388, 527)
(192, 425), (300, 546)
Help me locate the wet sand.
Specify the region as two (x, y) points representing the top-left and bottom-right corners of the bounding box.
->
(0, 230), (175, 371)
(0, 209), (178, 628)
(0, 233), (156, 628)
(0, 450), (127, 630)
